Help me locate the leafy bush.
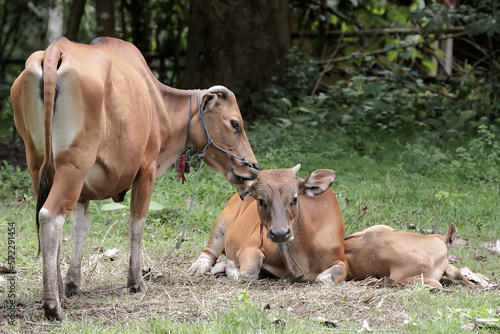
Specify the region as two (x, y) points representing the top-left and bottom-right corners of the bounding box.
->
(0, 160), (32, 201)
(452, 125), (500, 183)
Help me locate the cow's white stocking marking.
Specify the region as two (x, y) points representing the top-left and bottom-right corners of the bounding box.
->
(66, 201), (91, 296)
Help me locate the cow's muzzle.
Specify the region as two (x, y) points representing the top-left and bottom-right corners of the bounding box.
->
(268, 227), (293, 244)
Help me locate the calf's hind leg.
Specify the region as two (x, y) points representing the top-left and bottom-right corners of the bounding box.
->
(316, 261), (347, 285)
(442, 264), (475, 287)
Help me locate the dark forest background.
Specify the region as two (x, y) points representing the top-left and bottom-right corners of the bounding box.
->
(0, 0), (499, 147)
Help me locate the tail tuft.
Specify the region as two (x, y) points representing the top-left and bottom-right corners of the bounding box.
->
(36, 171), (50, 258)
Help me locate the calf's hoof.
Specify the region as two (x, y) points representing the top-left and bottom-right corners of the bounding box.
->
(43, 299), (63, 321)
(188, 257), (213, 276)
(239, 270), (258, 281)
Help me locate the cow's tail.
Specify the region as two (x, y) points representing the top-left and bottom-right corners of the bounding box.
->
(35, 42), (62, 257)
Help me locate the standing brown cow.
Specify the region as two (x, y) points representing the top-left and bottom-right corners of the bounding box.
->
(11, 37), (259, 320)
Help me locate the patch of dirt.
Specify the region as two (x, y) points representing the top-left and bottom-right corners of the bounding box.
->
(1, 252), (484, 333)
(0, 141), (26, 169)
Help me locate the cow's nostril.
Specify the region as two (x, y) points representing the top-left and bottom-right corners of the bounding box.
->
(269, 227), (291, 243)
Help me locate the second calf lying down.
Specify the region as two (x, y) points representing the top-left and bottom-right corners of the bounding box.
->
(343, 223), (475, 289)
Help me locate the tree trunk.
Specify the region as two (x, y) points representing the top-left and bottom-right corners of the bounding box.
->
(48, 0), (64, 43)
(125, 0), (153, 52)
(96, 0), (115, 37)
(182, 0), (290, 117)
(66, 0), (87, 41)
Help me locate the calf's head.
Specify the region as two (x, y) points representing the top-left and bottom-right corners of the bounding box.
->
(428, 222), (457, 248)
(250, 164), (337, 244)
(195, 86), (259, 197)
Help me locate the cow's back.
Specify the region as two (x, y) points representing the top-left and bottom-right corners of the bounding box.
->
(12, 37), (164, 201)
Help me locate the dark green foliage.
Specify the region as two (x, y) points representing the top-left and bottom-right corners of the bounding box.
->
(409, 0), (500, 37)
(0, 160), (32, 201)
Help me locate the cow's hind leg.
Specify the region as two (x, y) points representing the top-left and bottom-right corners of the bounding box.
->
(127, 163), (155, 293)
(316, 260), (347, 285)
(65, 201), (91, 296)
(38, 208), (65, 320)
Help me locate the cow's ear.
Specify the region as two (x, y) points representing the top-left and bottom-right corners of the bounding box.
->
(299, 169), (336, 197)
(201, 93), (217, 114)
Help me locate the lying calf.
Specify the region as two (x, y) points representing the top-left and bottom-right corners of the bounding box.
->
(344, 223), (475, 288)
(188, 165), (348, 285)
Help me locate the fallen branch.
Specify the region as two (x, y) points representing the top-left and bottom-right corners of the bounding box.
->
(293, 26), (466, 39)
(320, 31), (468, 66)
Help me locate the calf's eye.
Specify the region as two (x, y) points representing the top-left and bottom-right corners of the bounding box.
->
(291, 196), (298, 206)
(258, 198), (265, 206)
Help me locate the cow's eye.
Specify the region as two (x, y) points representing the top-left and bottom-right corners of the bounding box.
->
(258, 198), (265, 206)
(291, 196), (298, 206)
(230, 119), (241, 132)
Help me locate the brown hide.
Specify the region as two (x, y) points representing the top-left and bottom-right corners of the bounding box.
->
(189, 166), (348, 284)
(344, 224), (474, 289)
(10, 37), (259, 320)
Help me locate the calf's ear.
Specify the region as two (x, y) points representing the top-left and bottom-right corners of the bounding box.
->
(299, 169), (337, 197)
(442, 222), (457, 248)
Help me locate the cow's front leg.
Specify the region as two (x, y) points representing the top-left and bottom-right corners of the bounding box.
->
(127, 164), (155, 293)
(65, 201), (91, 296)
(39, 208), (65, 320)
(316, 260), (347, 285)
(236, 246), (265, 280)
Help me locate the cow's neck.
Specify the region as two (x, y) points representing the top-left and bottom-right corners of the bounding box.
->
(156, 85), (204, 177)
(278, 243), (304, 282)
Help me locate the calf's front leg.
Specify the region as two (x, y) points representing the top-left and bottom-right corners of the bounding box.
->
(237, 246), (265, 280)
(188, 221), (227, 276)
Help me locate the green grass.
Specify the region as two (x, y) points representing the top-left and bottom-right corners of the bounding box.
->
(0, 122), (499, 333)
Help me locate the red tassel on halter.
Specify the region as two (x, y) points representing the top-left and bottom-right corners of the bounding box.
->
(177, 154), (188, 183)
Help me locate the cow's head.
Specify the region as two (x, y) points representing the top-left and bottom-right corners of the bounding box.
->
(250, 164), (337, 244)
(194, 86), (259, 198)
